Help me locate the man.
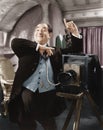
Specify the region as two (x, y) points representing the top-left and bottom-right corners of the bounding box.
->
(55, 29), (71, 49)
(8, 20), (82, 130)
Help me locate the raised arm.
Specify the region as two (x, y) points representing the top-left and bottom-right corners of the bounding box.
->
(63, 18), (80, 38)
(62, 19), (83, 54)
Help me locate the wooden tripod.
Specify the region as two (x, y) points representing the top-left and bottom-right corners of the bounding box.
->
(56, 89), (103, 130)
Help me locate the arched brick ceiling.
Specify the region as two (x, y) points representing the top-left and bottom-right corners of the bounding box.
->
(0, 0), (39, 32)
(0, 0), (103, 32)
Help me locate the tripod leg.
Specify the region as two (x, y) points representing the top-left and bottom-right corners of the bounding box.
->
(85, 90), (103, 127)
(73, 98), (82, 130)
(62, 100), (76, 130)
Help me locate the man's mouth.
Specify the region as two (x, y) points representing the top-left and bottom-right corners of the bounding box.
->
(38, 35), (43, 38)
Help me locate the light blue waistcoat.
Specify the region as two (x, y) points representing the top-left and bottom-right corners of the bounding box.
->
(23, 57), (55, 93)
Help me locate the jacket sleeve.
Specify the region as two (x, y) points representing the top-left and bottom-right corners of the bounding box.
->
(61, 35), (83, 54)
(11, 38), (37, 58)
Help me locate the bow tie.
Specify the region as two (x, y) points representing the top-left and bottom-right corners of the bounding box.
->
(41, 51), (48, 60)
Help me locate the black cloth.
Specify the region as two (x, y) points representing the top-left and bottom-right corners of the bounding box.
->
(87, 54), (102, 107)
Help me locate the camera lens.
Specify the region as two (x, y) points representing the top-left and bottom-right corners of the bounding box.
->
(58, 69), (77, 86)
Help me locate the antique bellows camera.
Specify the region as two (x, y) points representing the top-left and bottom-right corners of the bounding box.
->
(57, 54), (102, 107)
(57, 54), (89, 93)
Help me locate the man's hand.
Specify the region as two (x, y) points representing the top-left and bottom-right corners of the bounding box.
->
(63, 18), (79, 37)
(39, 45), (54, 56)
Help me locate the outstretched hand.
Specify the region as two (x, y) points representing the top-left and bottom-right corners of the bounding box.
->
(39, 45), (54, 56)
(63, 18), (79, 37)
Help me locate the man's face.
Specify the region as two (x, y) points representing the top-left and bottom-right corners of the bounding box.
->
(34, 24), (51, 45)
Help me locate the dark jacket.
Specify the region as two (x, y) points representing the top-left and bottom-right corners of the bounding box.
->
(8, 35), (82, 122)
